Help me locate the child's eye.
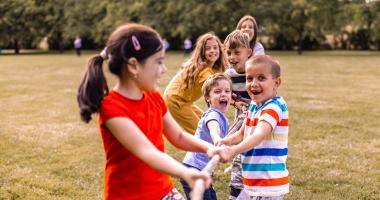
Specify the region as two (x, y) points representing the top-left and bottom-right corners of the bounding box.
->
(214, 90), (221, 94)
(246, 76), (253, 82)
(258, 75), (266, 81)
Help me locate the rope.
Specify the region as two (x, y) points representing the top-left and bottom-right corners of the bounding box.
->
(190, 155), (221, 200)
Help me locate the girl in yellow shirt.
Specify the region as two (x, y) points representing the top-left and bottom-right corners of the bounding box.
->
(164, 33), (228, 134)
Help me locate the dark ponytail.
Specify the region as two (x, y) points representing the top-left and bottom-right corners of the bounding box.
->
(77, 23), (163, 123)
(77, 55), (109, 123)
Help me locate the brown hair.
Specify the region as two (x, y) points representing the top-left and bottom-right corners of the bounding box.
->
(224, 30), (250, 50)
(236, 15), (259, 50)
(181, 33), (227, 89)
(77, 23), (163, 123)
(202, 73), (232, 107)
(246, 55), (281, 78)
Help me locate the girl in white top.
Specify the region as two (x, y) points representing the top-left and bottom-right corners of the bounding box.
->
(236, 15), (265, 57)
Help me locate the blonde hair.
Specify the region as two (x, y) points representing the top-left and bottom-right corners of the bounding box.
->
(181, 33), (227, 89)
(202, 73), (232, 107)
(236, 15), (259, 49)
(224, 30), (250, 50)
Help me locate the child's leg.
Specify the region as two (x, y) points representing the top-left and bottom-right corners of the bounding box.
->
(180, 178), (192, 200)
(229, 154), (243, 200)
(180, 175), (217, 200)
(228, 115), (245, 200)
(165, 97), (202, 134)
(203, 184), (217, 200)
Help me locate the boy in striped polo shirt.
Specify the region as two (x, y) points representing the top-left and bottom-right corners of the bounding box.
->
(217, 55), (289, 199)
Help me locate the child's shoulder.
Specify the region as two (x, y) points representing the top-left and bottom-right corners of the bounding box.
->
(202, 108), (227, 121)
(263, 96), (288, 112)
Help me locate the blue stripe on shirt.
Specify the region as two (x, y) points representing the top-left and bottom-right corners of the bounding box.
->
(242, 148), (288, 157)
(242, 163), (286, 171)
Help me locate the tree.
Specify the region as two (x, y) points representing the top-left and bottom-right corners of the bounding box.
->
(0, 0), (46, 53)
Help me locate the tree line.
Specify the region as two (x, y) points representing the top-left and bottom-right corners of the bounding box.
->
(1, 0), (379, 54)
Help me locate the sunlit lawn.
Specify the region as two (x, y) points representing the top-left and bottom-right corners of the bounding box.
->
(0, 51), (379, 199)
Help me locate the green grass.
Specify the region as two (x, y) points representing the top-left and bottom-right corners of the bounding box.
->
(0, 51), (379, 199)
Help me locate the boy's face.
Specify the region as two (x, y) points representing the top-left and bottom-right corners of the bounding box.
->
(207, 79), (232, 113)
(245, 63), (281, 106)
(226, 47), (252, 73)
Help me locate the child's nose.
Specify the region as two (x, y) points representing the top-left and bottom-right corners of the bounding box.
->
(251, 79), (258, 87)
(161, 64), (167, 74)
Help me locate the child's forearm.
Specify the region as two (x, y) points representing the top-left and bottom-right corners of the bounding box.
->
(143, 148), (188, 177)
(207, 120), (222, 145)
(163, 113), (213, 153)
(230, 121), (271, 156)
(227, 125), (244, 145)
(174, 131), (213, 152)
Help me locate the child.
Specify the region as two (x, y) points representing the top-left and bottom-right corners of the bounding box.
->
(223, 30), (253, 199)
(235, 15), (265, 57)
(164, 33), (228, 134)
(180, 73), (232, 200)
(77, 23), (223, 200)
(218, 55), (289, 200)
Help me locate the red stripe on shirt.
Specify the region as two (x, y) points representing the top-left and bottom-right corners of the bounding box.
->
(243, 176), (289, 187)
(260, 109), (279, 123)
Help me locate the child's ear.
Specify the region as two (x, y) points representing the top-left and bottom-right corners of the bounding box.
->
(275, 77), (281, 88)
(247, 48), (253, 57)
(126, 57), (139, 75)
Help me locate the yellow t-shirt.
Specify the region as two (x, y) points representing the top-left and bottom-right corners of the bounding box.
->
(164, 67), (222, 103)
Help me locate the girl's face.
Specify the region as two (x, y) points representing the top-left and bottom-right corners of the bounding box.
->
(137, 49), (166, 91)
(245, 63), (280, 107)
(240, 20), (255, 41)
(206, 79), (232, 113)
(204, 38), (220, 66)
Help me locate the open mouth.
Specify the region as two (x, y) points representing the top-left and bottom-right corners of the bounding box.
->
(252, 91), (262, 95)
(219, 99), (228, 106)
(229, 61), (238, 66)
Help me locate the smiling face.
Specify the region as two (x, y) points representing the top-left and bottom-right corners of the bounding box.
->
(227, 46), (252, 73)
(206, 79), (232, 113)
(245, 62), (281, 107)
(240, 20), (255, 41)
(204, 38), (220, 66)
(137, 49), (167, 91)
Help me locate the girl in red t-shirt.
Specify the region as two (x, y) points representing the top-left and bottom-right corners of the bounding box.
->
(77, 23), (222, 200)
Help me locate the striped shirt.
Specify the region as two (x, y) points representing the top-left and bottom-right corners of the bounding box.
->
(241, 96), (289, 197)
(225, 67), (250, 101)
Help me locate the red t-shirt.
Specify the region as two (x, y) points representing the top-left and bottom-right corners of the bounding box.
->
(98, 90), (174, 200)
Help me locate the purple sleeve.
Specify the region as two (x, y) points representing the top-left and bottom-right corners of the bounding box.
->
(204, 110), (223, 126)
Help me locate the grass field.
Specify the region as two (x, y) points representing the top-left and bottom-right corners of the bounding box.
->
(0, 51), (379, 199)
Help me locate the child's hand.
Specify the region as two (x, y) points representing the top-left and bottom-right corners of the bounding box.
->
(207, 146), (233, 163)
(182, 168), (211, 189)
(237, 111), (247, 120)
(215, 138), (231, 146)
(235, 101), (248, 111)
